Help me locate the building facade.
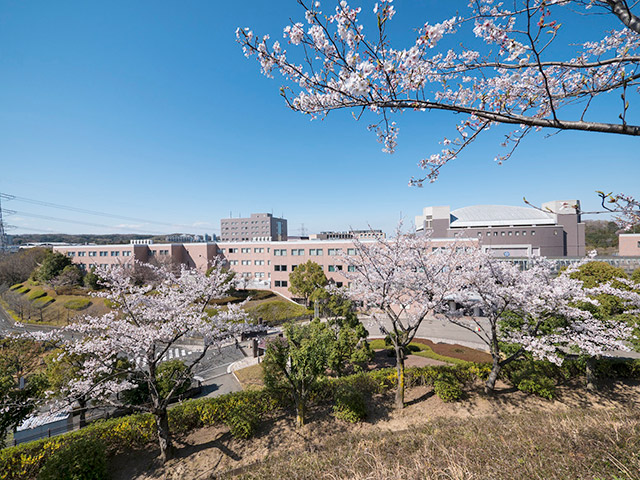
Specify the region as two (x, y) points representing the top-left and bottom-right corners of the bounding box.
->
(619, 233), (640, 257)
(415, 200), (585, 257)
(220, 213), (287, 242)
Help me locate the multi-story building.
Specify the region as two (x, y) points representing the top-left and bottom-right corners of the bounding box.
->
(220, 213), (287, 242)
(619, 233), (640, 257)
(309, 229), (386, 240)
(415, 200), (585, 257)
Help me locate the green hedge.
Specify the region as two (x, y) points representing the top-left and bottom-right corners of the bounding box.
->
(26, 290), (46, 301)
(9, 283), (23, 291)
(15, 287), (31, 295)
(63, 299), (92, 311)
(0, 390), (276, 480)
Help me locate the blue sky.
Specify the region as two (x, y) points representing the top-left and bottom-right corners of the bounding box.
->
(1, 1), (638, 237)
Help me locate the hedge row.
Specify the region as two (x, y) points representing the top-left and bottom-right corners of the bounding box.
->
(26, 290), (46, 301)
(0, 390), (275, 480)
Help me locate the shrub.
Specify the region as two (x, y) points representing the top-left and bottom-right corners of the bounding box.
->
(16, 286), (31, 295)
(37, 436), (107, 480)
(246, 300), (310, 325)
(63, 298), (92, 311)
(333, 387), (367, 423)
(433, 378), (463, 402)
(515, 374), (556, 400)
(9, 283), (23, 290)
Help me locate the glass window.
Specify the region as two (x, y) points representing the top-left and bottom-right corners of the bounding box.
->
(347, 248), (356, 255)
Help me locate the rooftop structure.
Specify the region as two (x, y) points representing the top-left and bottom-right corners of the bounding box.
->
(309, 229), (386, 241)
(415, 200), (585, 257)
(220, 213), (287, 242)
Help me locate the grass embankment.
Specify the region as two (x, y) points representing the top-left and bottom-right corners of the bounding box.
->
(234, 364), (265, 390)
(1, 280), (106, 326)
(369, 338), (491, 365)
(236, 406), (640, 480)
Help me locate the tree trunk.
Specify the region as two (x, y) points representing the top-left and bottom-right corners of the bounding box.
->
(485, 355), (501, 394)
(585, 357), (597, 392)
(155, 409), (173, 463)
(394, 345), (405, 409)
(78, 398), (87, 428)
(295, 398), (305, 428)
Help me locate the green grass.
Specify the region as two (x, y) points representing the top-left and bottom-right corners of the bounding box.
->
(15, 286), (31, 295)
(369, 339), (466, 365)
(32, 296), (55, 308)
(63, 298), (92, 311)
(245, 299), (310, 325)
(26, 289), (46, 301)
(9, 283), (23, 290)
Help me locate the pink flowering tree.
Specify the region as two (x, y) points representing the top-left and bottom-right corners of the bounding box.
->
(449, 252), (632, 392)
(237, 0), (639, 221)
(41, 260), (249, 463)
(338, 232), (472, 409)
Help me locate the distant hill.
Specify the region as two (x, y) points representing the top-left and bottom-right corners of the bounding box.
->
(584, 220), (620, 250)
(8, 233), (159, 246)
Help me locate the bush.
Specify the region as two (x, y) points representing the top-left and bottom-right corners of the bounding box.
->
(16, 286), (30, 295)
(333, 387), (367, 423)
(33, 296), (54, 308)
(515, 374), (556, 400)
(27, 290), (46, 301)
(9, 283), (23, 290)
(37, 436), (107, 480)
(63, 298), (92, 311)
(0, 390), (276, 480)
(433, 377), (463, 402)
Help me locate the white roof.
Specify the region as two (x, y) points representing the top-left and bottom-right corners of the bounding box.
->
(16, 410), (70, 431)
(450, 205), (556, 228)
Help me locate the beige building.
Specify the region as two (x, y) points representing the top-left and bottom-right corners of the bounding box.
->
(619, 233), (640, 257)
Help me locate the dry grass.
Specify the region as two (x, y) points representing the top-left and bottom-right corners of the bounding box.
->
(234, 364), (265, 390)
(234, 406), (640, 480)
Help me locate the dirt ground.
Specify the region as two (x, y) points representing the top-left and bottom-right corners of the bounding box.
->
(109, 379), (640, 480)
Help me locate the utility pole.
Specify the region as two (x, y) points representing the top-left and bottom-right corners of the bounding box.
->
(0, 195), (8, 253)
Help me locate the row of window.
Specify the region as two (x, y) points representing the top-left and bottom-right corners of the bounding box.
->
(223, 248), (357, 256)
(67, 251), (132, 257)
(477, 230), (539, 237)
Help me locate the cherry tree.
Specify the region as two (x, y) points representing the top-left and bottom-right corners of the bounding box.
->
(338, 232), (472, 409)
(237, 0), (639, 221)
(40, 260), (249, 462)
(449, 252), (632, 391)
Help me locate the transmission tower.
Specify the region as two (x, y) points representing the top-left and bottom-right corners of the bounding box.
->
(0, 195), (8, 252)
(298, 223), (308, 237)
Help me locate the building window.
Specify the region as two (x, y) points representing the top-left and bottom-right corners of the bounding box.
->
(347, 265), (356, 272)
(241, 248), (250, 253)
(554, 230), (558, 236)
(336, 282), (343, 288)
(309, 249), (323, 256)
(486, 232), (490, 236)
(522, 231), (527, 236)
(328, 248), (342, 256)
(494, 232), (498, 236)
(274, 249), (287, 256)
(229, 260), (238, 265)
(255, 260), (264, 265)
(254, 248), (264, 253)
(111, 251), (120, 257)
(292, 265), (297, 271)
(501, 232), (505, 236)
(291, 249), (304, 256)
(67, 252), (75, 257)
(89, 251), (96, 257)
(123, 251), (131, 257)
(228, 248), (238, 253)
(531, 231), (536, 236)
(477, 232), (482, 237)
(508, 231), (512, 236)
(274, 265), (288, 272)
(274, 280), (288, 287)
(328, 265), (343, 272)
(78, 251), (85, 257)
(99, 251), (108, 257)
(515, 232), (519, 236)
(241, 260), (251, 265)
(347, 248), (356, 255)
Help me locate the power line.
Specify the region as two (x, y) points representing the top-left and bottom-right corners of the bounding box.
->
(0, 195), (9, 252)
(10, 210), (165, 234)
(0, 192), (196, 230)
